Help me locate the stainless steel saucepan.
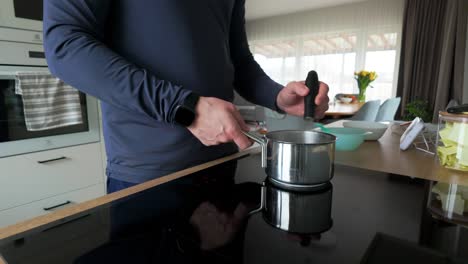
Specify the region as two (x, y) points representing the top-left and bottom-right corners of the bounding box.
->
(243, 70), (335, 189)
(243, 130), (336, 188)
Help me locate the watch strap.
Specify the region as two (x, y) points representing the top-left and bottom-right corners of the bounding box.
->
(183, 92), (200, 112)
(172, 92), (200, 127)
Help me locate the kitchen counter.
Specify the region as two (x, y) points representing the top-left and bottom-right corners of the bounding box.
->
(329, 120), (468, 185)
(1, 146), (468, 263)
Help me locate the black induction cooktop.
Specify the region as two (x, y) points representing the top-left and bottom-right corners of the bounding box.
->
(0, 155), (467, 264)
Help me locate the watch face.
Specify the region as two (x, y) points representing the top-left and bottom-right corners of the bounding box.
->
(175, 106), (196, 127)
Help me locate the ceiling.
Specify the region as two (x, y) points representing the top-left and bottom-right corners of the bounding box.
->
(245, 0), (369, 20)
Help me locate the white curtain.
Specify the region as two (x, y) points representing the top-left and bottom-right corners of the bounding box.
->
(246, 0), (405, 102)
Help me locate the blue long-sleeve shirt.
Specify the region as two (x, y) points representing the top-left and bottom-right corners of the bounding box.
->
(43, 0), (283, 183)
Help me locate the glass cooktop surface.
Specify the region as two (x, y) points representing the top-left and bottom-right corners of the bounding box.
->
(0, 155), (467, 264)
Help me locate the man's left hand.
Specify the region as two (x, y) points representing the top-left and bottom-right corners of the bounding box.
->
(276, 81), (330, 120)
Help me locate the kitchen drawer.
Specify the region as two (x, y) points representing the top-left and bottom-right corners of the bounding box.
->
(0, 208), (110, 264)
(0, 183), (105, 228)
(0, 143), (104, 211)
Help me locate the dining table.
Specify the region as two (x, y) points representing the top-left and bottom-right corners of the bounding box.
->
(325, 102), (364, 119)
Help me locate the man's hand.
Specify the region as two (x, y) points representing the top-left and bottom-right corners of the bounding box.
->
(276, 81), (330, 119)
(188, 97), (252, 150)
(190, 202), (248, 250)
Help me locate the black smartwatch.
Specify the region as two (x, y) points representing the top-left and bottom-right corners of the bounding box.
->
(173, 92), (200, 127)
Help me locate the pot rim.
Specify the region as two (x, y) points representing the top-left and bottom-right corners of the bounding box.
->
(265, 130), (337, 145)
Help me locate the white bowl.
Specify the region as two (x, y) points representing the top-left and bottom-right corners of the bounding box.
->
(342, 121), (389, 140)
(339, 97), (353, 104)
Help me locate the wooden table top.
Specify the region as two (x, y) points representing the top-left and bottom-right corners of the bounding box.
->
(325, 102), (363, 118)
(329, 120), (468, 185)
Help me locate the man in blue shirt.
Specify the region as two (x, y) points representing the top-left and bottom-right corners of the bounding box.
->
(43, 0), (329, 193)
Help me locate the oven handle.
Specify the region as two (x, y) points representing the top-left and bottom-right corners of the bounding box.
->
(37, 156), (68, 164)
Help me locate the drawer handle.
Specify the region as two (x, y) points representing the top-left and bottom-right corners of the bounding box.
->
(37, 156), (68, 164)
(43, 201), (72, 211)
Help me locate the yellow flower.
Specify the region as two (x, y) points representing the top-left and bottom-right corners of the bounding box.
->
(354, 69), (378, 84)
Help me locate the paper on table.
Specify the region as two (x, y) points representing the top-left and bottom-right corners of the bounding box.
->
(438, 122), (468, 170)
(448, 123), (468, 146)
(439, 127), (457, 147)
(456, 145), (468, 166)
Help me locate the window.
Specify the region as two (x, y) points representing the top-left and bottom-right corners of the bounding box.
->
(246, 0), (404, 103)
(250, 31), (400, 102)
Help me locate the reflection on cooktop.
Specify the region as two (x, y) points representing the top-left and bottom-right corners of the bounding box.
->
(1, 155), (466, 264)
(75, 161), (257, 264)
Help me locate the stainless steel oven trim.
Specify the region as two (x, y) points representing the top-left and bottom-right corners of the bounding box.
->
(0, 67), (100, 158)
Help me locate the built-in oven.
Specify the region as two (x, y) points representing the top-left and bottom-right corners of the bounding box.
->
(0, 77), (89, 142)
(0, 0), (43, 32)
(0, 66), (100, 158)
(0, 0), (45, 66)
(0, 1), (100, 158)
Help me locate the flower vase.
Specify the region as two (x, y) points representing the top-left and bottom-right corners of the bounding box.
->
(358, 85), (368, 103)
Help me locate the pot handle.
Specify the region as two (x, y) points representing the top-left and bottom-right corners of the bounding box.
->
(248, 185), (266, 216)
(243, 131), (267, 168)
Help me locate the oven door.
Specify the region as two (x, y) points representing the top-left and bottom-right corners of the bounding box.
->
(0, 68), (100, 158)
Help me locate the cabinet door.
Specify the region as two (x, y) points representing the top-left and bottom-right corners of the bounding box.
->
(0, 183), (105, 228)
(0, 143), (104, 211)
(0, 200), (109, 264)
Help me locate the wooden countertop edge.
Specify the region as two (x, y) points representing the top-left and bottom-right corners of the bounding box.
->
(0, 147), (261, 241)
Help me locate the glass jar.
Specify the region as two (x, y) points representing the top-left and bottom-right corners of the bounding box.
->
(436, 112), (468, 172)
(427, 181), (468, 222)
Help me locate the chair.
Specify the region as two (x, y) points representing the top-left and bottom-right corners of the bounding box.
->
(375, 97), (401, 122)
(350, 100), (381, 121)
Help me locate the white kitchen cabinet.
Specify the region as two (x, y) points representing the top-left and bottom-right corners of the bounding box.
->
(0, 205), (110, 264)
(0, 143), (106, 227)
(0, 183), (104, 228)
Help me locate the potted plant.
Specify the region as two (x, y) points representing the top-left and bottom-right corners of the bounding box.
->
(403, 99), (433, 123)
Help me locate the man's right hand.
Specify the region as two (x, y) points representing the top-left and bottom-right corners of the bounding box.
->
(187, 97), (252, 150)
